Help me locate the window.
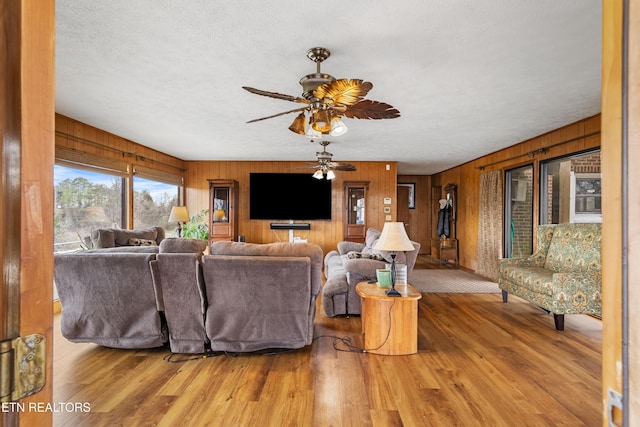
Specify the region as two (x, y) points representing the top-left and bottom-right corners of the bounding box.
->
(54, 164), (125, 253)
(571, 173), (602, 223)
(133, 176), (181, 235)
(540, 149), (601, 224)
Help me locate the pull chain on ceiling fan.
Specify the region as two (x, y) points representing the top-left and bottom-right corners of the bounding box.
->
(243, 47), (400, 138)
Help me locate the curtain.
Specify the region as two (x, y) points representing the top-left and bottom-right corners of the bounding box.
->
(476, 170), (503, 281)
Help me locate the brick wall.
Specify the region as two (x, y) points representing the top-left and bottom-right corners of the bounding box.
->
(511, 168), (533, 257)
(571, 152), (601, 173)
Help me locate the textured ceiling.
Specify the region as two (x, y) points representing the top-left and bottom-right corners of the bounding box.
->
(55, 1), (601, 175)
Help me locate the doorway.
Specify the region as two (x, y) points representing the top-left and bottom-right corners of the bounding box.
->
(504, 165), (534, 258)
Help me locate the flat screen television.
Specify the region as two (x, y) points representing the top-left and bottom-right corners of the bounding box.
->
(249, 172), (332, 220)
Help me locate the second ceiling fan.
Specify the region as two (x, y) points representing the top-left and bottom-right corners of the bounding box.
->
(293, 141), (356, 180)
(243, 47), (400, 137)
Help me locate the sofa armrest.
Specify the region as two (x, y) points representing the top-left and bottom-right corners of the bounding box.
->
(343, 258), (387, 282)
(337, 241), (365, 255)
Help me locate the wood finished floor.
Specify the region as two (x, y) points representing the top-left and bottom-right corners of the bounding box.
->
(53, 261), (602, 426)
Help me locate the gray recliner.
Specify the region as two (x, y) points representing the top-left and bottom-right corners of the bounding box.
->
(322, 227), (421, 317)
(54, 250), (167, 349)
(150, 238), (209, 354)
(201, 241), (323, 352)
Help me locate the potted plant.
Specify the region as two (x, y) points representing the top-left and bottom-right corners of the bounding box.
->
(181, 209), (209, 241)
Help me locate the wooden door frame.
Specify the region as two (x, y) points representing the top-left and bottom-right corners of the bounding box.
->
(601, 0), (640, 424)
(1, 1), (55, 426)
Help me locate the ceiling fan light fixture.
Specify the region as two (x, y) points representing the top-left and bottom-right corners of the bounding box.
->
(288, 113), (306, 135)
(305, 122), (322, 138)
(311, 110), (331, 133)
(329, 116), (348, 136)
(312, 169), (324, 180)
(326, 170), (336, 180)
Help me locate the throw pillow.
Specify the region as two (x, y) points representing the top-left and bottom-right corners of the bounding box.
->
(90, 229), (116, 248)
(115, 227), (159, 246)
(128, 238), (157, 246)
(346, 251), (384, 261)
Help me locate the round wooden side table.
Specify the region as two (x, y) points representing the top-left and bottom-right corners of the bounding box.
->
(355, 282), (422, 355)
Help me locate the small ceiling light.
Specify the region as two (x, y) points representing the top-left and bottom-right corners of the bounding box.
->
(288, 113), (306, 135)
(312, 169), (324, 180)
(311, 110), (331, 133)
(326, 170), (336, 180)
(305, 121), (322, 138)
(329, 116), (348, 137)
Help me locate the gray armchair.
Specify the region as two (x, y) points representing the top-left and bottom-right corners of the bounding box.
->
(322, 227), (421, 317)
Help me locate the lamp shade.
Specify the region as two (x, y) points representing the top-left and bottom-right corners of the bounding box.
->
(311, 110), (331, 133)
(373, 222), (414, 252)
(288, 113), (306, 135)
(168, 206), (190, 223)
(329, 116), (348, 136)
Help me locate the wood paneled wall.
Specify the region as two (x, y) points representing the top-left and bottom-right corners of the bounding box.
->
(55, 111), (601, 264)
(185, 161), (398, 255)
(54, 115), (399, 254)
(56, 115), (186, 175)
(55, 115), (187, 227)
(397, 175), (432, 254)
(431, 114), (601, 272)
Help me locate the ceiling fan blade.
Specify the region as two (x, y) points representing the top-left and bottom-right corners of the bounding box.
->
(332, 163), (357, 171)
(313, 79), (373, 107)
(246, 107), (308, 123)
(242, 86), (308, 104)
(289, 163), (319, 170)
(342, 99), (400, 120)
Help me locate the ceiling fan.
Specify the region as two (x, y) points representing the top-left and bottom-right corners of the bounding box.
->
(295, 141), (356, 180)
(243, 47), (400, 138)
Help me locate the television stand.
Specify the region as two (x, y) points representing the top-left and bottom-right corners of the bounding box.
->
(269, 222), (311, 243)
(269, 223), (311, 230)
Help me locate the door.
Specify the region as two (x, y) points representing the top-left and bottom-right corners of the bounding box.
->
(504, 165), (533, 259)
(1, 1), (55, 426)
(343, 181), (369, 243)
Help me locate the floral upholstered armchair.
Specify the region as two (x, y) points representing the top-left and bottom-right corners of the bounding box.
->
(498, 223), (602, 330)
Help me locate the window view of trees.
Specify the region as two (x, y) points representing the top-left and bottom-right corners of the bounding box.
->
(133, 176), (179, 235)
(54, 165), (181, 253)
(54, 166), (124, 252)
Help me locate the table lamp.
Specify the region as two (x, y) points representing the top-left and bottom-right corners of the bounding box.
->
(168, 206), (190, 237)
(373, 222), (414, 296)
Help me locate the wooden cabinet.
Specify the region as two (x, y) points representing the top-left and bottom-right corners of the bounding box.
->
(208, 179), (238, 244)
(431, 238), (459, 265)
(343, 181), (369, 243)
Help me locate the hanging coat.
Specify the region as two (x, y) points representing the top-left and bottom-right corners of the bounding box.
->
(437, 206), (451, 237)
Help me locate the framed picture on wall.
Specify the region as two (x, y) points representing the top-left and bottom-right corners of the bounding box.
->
(398, 182), (416, 209)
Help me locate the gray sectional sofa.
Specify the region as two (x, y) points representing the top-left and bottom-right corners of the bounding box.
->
(54, 228), (323, 354)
